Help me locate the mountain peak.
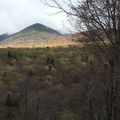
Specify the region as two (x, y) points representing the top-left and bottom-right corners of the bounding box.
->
(22, 23), (61, 35)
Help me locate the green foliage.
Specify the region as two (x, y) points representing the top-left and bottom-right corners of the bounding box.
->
(7, 50), (17, 59)
(7, 51), (12, 58)
(5, 93), (14, 108)
(5, 92), (21, 108)
(60, 110), (80, 120)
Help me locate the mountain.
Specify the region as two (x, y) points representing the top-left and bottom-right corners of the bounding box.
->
(21, 23), (61, 35)
(5, 23), (61, 42)
(0, 23), (75, 48)
(0, 34), (9, 41)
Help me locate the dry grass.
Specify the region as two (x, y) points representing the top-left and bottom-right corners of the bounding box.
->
(0, 35), (80, 48)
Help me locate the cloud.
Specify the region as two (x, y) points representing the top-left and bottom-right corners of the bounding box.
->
(0, 0), (69, 34)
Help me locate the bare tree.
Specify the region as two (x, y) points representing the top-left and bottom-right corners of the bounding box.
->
(42, 0), (120, 120)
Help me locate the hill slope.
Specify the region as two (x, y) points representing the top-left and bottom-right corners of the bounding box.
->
(0, 34), (9, 41)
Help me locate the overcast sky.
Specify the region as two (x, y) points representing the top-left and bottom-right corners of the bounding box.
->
(0, 0), (72, 35)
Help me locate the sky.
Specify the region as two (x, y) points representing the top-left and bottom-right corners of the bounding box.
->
(0, 0), (72, 35)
